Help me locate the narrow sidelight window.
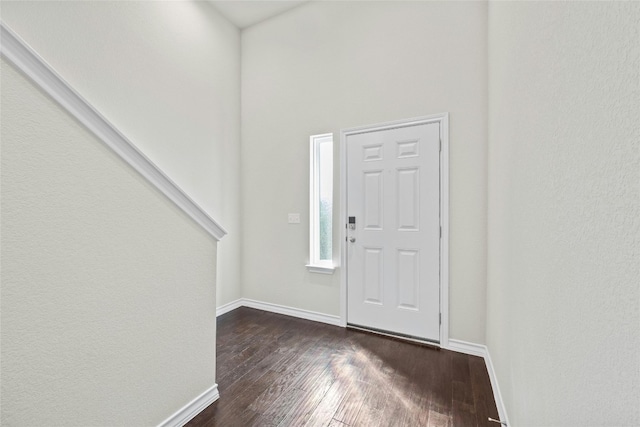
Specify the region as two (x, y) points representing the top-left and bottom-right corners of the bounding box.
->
(307, 133), (334, 274)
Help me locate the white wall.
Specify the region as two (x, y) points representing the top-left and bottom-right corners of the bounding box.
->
(0, 0), (242, 307)
(487, 2), (640, 425)
(1, 58), (218, 425)
(241, 1), (488, 343)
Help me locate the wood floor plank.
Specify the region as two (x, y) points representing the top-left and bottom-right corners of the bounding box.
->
(469, 355), (500, 426)
(451, 352), (477, 426)
(427, 409), (452, 427)
(276, 368), (336, 426)
(187, 307), (499, 427)
(395, 344), (435, 427)
(429, 348), (453, 420)
(254, 384), (316, 426)
(330, 378), (369, 425)
(248, 340), (329, 413)
(302, 378), (349, 426)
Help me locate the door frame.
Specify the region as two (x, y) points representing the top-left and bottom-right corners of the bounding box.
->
(339, 113), (449, 347)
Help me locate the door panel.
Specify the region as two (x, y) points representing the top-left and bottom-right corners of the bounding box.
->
(346, 122), (440, 342)
(397, 249), (420, 310)
(397, 168), (420, 230)
(363, 247), (383, 304)
(363, 171), (383, 230)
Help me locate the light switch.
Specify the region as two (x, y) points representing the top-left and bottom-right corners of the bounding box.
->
(288, 213), (300, 224)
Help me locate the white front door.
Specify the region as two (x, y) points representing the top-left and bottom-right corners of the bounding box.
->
(345, 120), (441, 342)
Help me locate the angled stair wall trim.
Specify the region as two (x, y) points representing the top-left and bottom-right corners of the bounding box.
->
(0, 21), (227, 241)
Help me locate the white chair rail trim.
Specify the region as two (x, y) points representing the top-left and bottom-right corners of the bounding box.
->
(0, 22), (227, 241)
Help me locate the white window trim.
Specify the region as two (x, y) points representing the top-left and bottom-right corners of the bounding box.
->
(306, 264), (335, 275)
(306, 133), (334, 274)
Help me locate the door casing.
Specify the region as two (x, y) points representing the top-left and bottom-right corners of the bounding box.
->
(339, 113), (450, 348)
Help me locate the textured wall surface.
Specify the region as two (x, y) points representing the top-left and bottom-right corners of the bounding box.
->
(487, 2), (640, 425)
(241, 1), (488, 344)
(1, 0), (242, 307)
(1, 59), (218, 425)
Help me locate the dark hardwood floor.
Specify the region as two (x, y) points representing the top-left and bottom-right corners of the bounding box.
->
(188, 307), (499, 427)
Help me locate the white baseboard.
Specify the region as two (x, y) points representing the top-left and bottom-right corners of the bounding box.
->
(242, 298), (342, 327)
(447, 338), (487, 358)
(216, 298), (243, 317)
(216, 298), (341, 327)
(157, 384), (219, 427)
(446, 339), (510, 426)
(483, 346), (510, 427)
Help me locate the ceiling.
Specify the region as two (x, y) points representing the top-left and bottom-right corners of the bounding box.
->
(209, 1), (310, 29)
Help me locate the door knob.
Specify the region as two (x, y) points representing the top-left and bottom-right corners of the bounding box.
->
(349, 237), (356, 243)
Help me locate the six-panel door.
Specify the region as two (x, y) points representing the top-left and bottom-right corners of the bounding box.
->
(346, 122), (440, 342)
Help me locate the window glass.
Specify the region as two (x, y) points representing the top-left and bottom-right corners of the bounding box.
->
(309, 134), (333, 271)
(318, 139), (333, 261)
